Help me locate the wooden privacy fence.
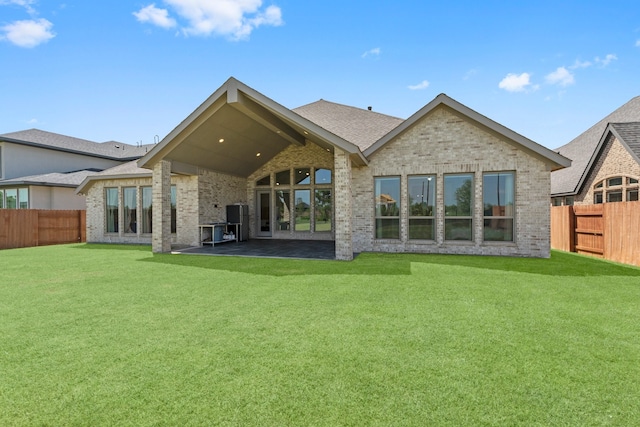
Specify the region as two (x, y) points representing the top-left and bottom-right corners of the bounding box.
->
(0, 210), (86, 250)
(551, 202), (640, 267)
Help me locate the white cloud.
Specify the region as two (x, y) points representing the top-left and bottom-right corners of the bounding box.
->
(408, 80), (430, 90)
(463, 69), (478, 80)
(498, 72), (533, 93)
(133, 4), (177, 29)
(545, 66), (575, 86)
(137, 0), (283, 40)
(570, 59), (591, 69)
(361, 47), (381, 58)
(1, 18), (55, 48)
(0, 0), (36, 14)
(636, 40), (640, 47)
(595, 53), (617, 67)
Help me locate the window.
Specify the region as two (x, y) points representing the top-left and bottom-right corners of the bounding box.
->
(294, 189), (311, 231)
(295, 168), (311, 185)
(123, 187), (137, 233)
(564, 196), (574, 206)
(607, 191), (623, 203)
(0, 145), (3, 179)
(170, 185), (177, 234)
(276, 190), (291, 230)
(444, 174), (473, 241)
(18, 188), (28, 209)
(315, 168), (332, 185)
(628, 189), (639, 202)
(256, 175), (270, 186)
(5, 189), (17, 209)
(142, 187), (153, 233)
(483, 172), (514, 242)
(552, 197), (563, 206)
(275, 170), (290, 186)
(315, 189), (332, 232)
(407, 175), (435, 240)
(375, 177), (400, 239)
(0, 189), (3, 208)
(106, 188), (119, 233)
(594, 192), (603, 204)
(608, 177), (623, 187)
(629, 178), (639, 185)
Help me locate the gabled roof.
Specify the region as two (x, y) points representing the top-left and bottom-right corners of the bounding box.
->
(76, 161), (152, 194)
(0, 169), (101, 188)
(138, 77), (368, 177)
(610, 122), (640, 162)
(292, 100), (404, 151)
(0, 129), (152, 160)
(551, 96), (640, 196)
(364, 93), (570, 170)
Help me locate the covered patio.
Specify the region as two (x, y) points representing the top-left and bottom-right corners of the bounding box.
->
(172, 239), (337, 260)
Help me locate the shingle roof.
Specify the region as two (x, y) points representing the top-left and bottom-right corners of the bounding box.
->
(75, 161), (153, 195)
(0, 169), (101, 188)
(551, 96), (640, 195)
(292, 100), (404, 151)
(610, 122), (640, 161)
(0, 128), (153, 160)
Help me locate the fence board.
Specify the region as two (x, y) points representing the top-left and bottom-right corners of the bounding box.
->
(551, 202), (640, 267)
(0, 210), (86, 250)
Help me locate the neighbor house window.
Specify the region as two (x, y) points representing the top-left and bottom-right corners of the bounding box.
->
(444, 174), (473, 241)
(18, 188), (28, 209)
(607, 191), (622, 203)
(294, 189), (311, 231)
(483, 172), (514, 242)
(375, 177), (400, 239)
(594, 192), (603, 204)
(0, 189), (3, 208)
(142, 187), (153, 234)
(106, 188), (119, 233)
(594, 176), (639, 203)
(5, 189), (17, 209)
(564, 196), (574, 206)
(408, 175), (435, 240)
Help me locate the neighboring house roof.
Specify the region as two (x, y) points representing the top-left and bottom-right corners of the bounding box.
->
(75, 161), (152, 194)
(610, 122), (640, 162)
(292, 100), (404, 151)
(0, 129), (153, 160)
(551, 96), (640, 196)
(0, 169), (102, 188)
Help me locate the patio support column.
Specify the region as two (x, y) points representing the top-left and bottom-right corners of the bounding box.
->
(334, 148), (353, 260)
(152, 160), (172, 253)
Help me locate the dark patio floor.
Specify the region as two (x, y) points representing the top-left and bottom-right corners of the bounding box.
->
(172, 239), (337, 260)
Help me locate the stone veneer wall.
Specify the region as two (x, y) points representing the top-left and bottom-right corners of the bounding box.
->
(197, 168), (247, 225)
(351, 106), (553, 258)
(246, 142), (334, 240)
(573, 135), (640, 205)
(85, 174), (196, 246)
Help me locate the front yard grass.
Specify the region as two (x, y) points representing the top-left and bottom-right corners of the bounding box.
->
(1, 244), (639, 426)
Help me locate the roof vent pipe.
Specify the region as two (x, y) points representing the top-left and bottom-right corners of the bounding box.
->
(368, 106), (372, 111)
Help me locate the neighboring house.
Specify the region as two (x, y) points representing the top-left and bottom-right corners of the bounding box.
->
(551, 96), (640, 206)
(0, 129), (151, 209)
(77, 77), (569, 260)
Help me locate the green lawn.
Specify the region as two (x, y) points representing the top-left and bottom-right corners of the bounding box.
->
(1, 244), (639, 426)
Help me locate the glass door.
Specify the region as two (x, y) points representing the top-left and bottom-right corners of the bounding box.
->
(257, 190), (271, 237)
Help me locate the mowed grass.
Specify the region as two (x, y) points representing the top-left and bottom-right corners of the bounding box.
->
(1, 244), (639, 426)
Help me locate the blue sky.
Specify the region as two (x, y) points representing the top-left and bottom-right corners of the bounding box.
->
(1, 0), (639, 149)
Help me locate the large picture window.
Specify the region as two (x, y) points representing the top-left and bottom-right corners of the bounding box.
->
(375, 176), (400, 239)
(276, 190), (291, 230)
(483, 172), (514, 242)
(0, 188), (28, 209)
(408, 175), (435, 240)
(315, 189), (332, 232)
(123, 187), (137, 234)
(105, 188), (119, 233)
(444, 174), (473, 241)
(294, 189), (311, 231)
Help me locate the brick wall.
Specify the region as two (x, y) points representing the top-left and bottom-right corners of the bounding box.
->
(574, 135), (640, 205)
(351, 106), (552, 258)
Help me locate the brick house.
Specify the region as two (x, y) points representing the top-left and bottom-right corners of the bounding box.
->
(551, 96), (640, 206)
(77, 77), (569, 260)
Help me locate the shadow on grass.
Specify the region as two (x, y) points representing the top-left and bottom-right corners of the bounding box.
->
(74, 244), (640, 277)
(73, 243), (152, 252)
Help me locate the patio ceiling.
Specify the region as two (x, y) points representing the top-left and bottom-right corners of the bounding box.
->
(139, 78), (367, 178)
